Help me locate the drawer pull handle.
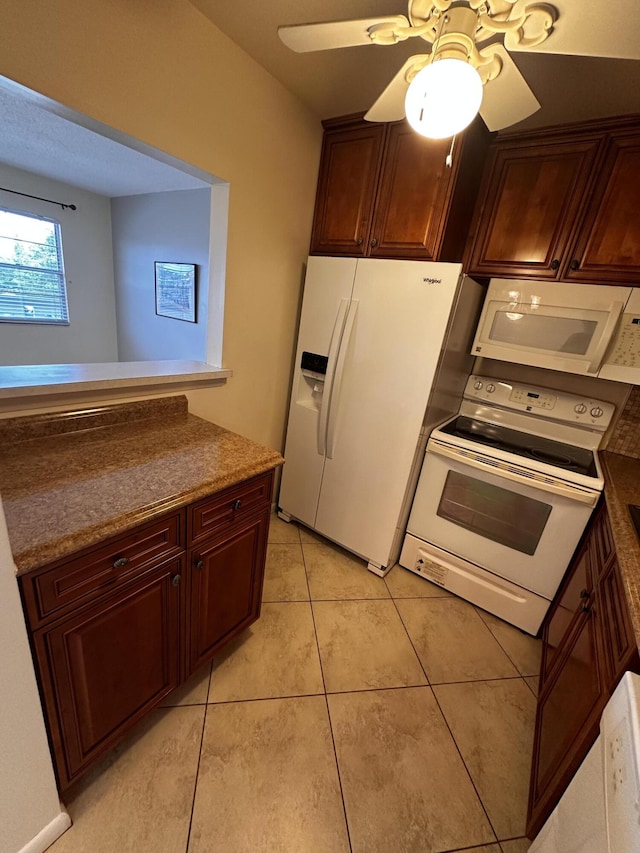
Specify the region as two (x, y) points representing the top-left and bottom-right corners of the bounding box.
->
(172, 574), (181, 587)
(195, 560), (204, 570)
(233, 499), (242, 511)
(113, 556), (129, 569)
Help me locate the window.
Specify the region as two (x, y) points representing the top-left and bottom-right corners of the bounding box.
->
(0, 208), (69, 324)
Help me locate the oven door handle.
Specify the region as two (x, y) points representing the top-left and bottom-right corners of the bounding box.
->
(427, 441), (599, 507)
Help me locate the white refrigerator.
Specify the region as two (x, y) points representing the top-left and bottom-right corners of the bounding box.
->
(278, 256), (482, 575)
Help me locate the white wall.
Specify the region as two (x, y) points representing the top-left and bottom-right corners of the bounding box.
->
(0, 497), (66, 853)
(111, 188), (211, 362)
(0, 164), (118, 366)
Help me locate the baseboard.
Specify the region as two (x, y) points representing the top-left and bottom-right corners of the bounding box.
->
(17, 809), (72, 853)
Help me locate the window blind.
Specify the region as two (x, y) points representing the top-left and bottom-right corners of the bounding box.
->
(0, 208), (69, 324)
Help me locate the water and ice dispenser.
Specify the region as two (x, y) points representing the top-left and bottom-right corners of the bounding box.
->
(297, 351), (328, 412)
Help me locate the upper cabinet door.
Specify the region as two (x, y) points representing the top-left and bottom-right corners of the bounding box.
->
(565, 131), (640, 284)
(369, 124), (454, 260)
(467, 138), (601, 280)
(310, 122), (385, 256)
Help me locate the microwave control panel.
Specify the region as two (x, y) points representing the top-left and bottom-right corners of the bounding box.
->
(599, 289), (640, 382)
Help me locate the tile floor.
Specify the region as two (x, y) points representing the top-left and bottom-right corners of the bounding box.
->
(50, 513), (541, 853)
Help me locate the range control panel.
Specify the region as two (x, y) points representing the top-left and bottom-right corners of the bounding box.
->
(464, 375), (615, 430)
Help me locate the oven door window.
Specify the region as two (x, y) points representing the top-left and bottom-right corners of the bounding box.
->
(437, 470), (552, 555)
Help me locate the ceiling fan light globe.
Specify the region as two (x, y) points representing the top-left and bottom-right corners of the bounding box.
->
(404, 58), (483, 139)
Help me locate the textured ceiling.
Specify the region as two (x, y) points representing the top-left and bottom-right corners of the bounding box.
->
(190, 0), (640, 131)
(0, 85), (213, 198)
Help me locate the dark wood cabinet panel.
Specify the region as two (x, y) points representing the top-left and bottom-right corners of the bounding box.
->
(567, 131), (640, 284)
(527, 498), (640, 839)
(35, 558), (182, 789)
(189, 508), (269, 673)
(310, 114), (489, 261)
(528, 608), (605, 836)
(370, 125), (455, 260)
(540, 540), (592, 686)
(467, 138), (600, 280)
(309, 121), (385, 256)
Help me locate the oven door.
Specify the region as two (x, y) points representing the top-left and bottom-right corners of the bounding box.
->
(407, 442), (598, 599)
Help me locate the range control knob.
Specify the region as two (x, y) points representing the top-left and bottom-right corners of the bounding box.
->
(474, 380), (483, 391)
(486, 383), (496, 393)
(574, 403), (587, 414)
(590, 406), (604, 418)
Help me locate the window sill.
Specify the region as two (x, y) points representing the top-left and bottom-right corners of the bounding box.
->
(0, 360), (232, 400)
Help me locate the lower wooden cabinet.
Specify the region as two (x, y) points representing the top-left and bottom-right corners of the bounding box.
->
(19, 470), (274, 791)
(527, 500), (640, 838)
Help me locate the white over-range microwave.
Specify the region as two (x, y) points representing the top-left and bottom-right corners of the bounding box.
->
(471, 279), (640, 381)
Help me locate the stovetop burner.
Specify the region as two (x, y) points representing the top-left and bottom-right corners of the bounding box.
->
(439, 416), (597, 478)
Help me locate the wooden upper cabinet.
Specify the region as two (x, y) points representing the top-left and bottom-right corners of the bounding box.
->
(467, 136), (600, 280)
(566, 130), (640, 284)
(370, 125), (454, 259)
(310, 114), (490, 260)
(467, 115), (640, 285)
(310, 121), (385, 256)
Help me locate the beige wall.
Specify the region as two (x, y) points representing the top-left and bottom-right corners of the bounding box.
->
(0, 2), (321, 848)
(0, 0), (322, 450)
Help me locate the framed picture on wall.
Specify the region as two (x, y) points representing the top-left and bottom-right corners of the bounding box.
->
(154, 262), (197, 323)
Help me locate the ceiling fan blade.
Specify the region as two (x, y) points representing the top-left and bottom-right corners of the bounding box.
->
(364, 55), (430, 122)
(507, 0), (640, 60)
(278, 16), (410, 53)
(479, 45), (540, 131)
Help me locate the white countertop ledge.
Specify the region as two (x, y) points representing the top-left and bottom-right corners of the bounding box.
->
(0, 360), (232, 399)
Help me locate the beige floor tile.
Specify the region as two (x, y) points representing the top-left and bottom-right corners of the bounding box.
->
(328, 687), (496, 852)
(384, 564), (453, 599)
(50, 706), (204, 853)
(304, 541), (390, 600)
(525, 676), (540, 697)
(313, 600), (426, 692)
(262, 542), (309, 601)
(189, 696), (349, 853)
(475, 608), (542, 677)
(160, 662), (211, 707)
(208, 602), (324, 702)
(268, 511), (301, 544)
(396, 597), (519, 683)
(434, 679), (537, 840)
(500, 840), (532, 852)
(299, 525), (326, 544)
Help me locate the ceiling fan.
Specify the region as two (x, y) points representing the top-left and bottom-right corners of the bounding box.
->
(278, 0), (639, 138)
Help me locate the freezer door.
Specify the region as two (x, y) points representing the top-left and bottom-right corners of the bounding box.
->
(279, 257), (357, 527)
(314, 259), (462, 567)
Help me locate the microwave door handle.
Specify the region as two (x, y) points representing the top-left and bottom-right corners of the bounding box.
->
(317, 298), (349, 456)
(427, 441), (599, 507)
(588, 301), (625, 373)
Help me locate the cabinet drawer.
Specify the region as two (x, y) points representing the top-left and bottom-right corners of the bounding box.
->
(189, 471), (273, 545)
(23, 512), (184, 627)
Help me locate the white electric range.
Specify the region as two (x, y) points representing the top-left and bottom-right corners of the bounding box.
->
(400, 375), (615, 635)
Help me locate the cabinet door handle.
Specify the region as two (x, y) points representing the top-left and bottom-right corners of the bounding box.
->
(551, 259), (560, 270)
(356, 236), (363, 246)
(113, 556), (129, 569)
(233, 499), (242, 511)
(580, 588), (590, 599)
(195, 559), (204, 570)
(172, 574), (181, 587)
(370, 237), (378, 249)
(581, 602), (591, 614)
(570, 259), (580, 271)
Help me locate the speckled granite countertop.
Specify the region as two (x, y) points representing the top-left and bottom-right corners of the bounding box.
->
(600, 452), (640, 652)
(0, 396), (283, 575)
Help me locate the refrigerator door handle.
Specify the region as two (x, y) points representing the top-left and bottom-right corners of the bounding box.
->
(326, 299), (359, 459)
(317, 298), (350, 456)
